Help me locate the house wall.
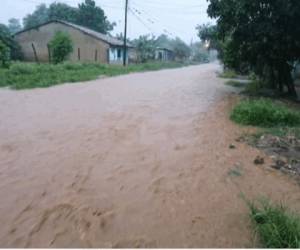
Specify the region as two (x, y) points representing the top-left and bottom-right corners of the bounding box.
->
(108, 47), (136, 64)
(15, 22), (110, 63)
(109, 47), (123, 64)
(155, 49), (174, 61)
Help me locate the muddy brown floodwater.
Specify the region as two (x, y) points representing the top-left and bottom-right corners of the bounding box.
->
(0, 63), (299, 248)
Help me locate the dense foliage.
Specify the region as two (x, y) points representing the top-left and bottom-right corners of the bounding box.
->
(0, 40), (10, 68)
(133, 35), (156, 63)
(23, 0), (115, 34)
(0, 24), (23, 61)
(207, 0), (300, 97)
(77, 0), (115, 34)
(196, 24), (219, 51)
(49, 32), (73, 64)
(7, 18), (22, 34)
(172, 38), (191, 61)
(132, 34), (192, 62)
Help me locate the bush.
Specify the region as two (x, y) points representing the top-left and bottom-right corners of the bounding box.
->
(9, 63), (36, 74)
(225, 80), (246, 88)
(0, 24), (23, 61)
(49, 31), (73, 64)
(0, 40), (11, 68)
(249, 200), (300, 248)
(231, 98), (300, 127)
(244, 79), (264, 95)
(219, 69), (237, 79)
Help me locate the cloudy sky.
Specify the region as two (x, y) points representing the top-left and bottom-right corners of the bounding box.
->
(0, 0), (214, 43)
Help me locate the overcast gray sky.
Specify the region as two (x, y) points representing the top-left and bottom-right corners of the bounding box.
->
(0, 0), (214, 43)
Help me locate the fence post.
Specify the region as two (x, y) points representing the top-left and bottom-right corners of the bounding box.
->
(47, 44), (51, 63)
(78, 48), (81, 61)
(31, 43), (39, 64)
(95, 49), (98, 62)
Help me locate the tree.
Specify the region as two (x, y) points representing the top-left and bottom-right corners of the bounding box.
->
(196, 24), (219, 50)
(207, 0), (300, 97)
(49, 32), (73, 64)
(156, 34), (172, 49)
(23, 4), (49, 29)
(8, 18), (22, 34)
(0, 40), (10, 68)
(22, 1), (115, 35)
(77, 0), (115, 34)
(48, 3), (78, 24)
(171, 38), (191, 61)
(133, 35), (156, 63)
(0, 24), (22, 60)
(190, 42), (209, 63)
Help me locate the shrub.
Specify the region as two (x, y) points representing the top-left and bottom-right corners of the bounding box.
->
(249, 200), (300, 248)
(219, 69), (237, 79)
(231, 98), (300, 127)
(0, 40), (11, 68)
(9, 63), (36, 74)
(244, 79), (264, 95)
(0, 24), (23, 61)
(225, 80), (246, 88)
(49, 31), (73, 64)
(62, 62), (85, 70)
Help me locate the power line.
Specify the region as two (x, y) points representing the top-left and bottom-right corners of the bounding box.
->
(131, 3), (195, 39)
(128, 7), (154, 33)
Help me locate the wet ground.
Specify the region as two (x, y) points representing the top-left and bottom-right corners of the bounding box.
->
(0, 63), (299, 247)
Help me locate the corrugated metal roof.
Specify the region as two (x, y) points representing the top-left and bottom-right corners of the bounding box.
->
(15, 20), (132, 47)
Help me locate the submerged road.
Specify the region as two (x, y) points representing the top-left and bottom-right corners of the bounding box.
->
(0, 63), (299, 247)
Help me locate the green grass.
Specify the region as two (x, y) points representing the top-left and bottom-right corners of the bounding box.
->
(249, 200), (300, 248)
(225, 80), (247, 88)
(0, 61), (186, 90)
(219, 69), (238, 79)
(230, 98), (300, 127)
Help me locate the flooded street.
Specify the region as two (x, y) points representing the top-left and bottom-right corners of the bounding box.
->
(0, 63), (299, 247)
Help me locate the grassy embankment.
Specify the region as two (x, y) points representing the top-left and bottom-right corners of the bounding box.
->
(231, 98), (300, 248)
(219, 69), (300, 137)
(220, 70), (300, 247)
(0, 62), (186, 90)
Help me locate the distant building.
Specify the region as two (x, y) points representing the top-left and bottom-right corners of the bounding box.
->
(154, 47), (174, 61)
(14, 20), (135, 64)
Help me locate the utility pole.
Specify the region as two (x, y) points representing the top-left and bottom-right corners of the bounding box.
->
(123, 0), (129, 66)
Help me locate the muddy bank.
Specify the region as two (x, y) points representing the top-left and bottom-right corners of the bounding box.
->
(0, 64), (299, 247)
(240, 131), (300, 181)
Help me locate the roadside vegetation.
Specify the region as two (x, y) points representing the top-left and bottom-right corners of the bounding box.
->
(231, 98), (300, 127)
(218, 70), (238, 79)
(0, 62), (187, 89)
(248, 199), (300, 248)
(225, 80), (247, 88)
(199, 1), (300, 99)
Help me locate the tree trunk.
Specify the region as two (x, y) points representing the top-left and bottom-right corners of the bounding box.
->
(282, 62), (298, 98)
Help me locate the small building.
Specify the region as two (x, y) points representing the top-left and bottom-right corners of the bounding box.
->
(154, 47), (174, 61)
(14, 20), (134, 64)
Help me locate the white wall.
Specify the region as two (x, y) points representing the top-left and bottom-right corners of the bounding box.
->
(109, 47), (124, 64)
